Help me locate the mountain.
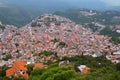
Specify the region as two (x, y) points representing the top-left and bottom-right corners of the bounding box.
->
(0, 0), (73, 12)
(0, 14), (116, 57)
(0, 0), (120, 27)
(1, 14), (120, 80)
(0, 6), (37, 27)
(0, 0), (74, 27)
(54, 9), (120, 43)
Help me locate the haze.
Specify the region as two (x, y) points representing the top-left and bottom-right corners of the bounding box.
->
(1, 0), (120, 11)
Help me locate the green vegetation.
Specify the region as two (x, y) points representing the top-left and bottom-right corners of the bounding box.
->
(15, 43), (19, 47)
(27, 55), (120, 80)
(27, 64), (34, 75)
(0, 65), (9, 80)
(84, 23), (99, 32)
(52, 38), (60, 43)
(39, 51), (54, 56)
(66, 30), (72, 32)
(111, 37), (120, 44)
(1, 55), (120, 80)
(33, 51), (56, 56)
(59, 41), (67, 48)
(2, 54), (12, 61)
(0, 7), (36, 27)
(28, 64), (78, 80)
(54, 9), (98, 25)
(100, 27), (120, 37)
(54, 9), (120, 26)
(0, 24), (5, 30)
(31, 22), (37, 27)
(100, 27), (120, 44)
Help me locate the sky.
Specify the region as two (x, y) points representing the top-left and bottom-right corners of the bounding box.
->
(0, 0), (120, 6)
(100, 0), (120, 6)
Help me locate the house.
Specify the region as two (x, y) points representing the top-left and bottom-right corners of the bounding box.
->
(106, 55), (112, 60)
(92, 52), (102, 57)
(112, 51), (120, 59)
(59, 60), (70, 66)
(33, 63), (47, 69)
(6, 61), (28, 79)
(112, 51), (120, 63)
(52, 59), (57, 63)
(116, 30), (120, 33)
(78, 65), (90, 74)
(0, 61), (6, 68)
(113, 51), (120, 55)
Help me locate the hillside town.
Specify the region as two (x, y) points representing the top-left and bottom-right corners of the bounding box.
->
(0, 14), (120, 78)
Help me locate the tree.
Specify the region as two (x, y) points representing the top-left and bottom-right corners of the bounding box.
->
(27, 64), (34, 75)
(116, 63), (120, 71)
(0, 25), (5, 30)
(0, 65), (9, 78)
(2, 54), (12, 61)
(31, 22), (37, 27)
(59, 42), (67, 48)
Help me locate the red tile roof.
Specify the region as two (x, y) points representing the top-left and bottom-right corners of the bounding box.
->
(6, 68), (15, 77)
(6, 61), (28, 78)
(22, 74), (29, 78)
(33, 63), (46, 69)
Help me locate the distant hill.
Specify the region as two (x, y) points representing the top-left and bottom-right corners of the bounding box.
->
(0, 6), (38, 27)
(0, 0), (74, 27)
(0, 0), (120, 27)
(54, 9), (120, 25)
(54, 9), (120, 43)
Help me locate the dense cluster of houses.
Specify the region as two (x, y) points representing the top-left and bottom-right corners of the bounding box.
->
(0, 14), (120, 78)
(80, 10), (96, 16)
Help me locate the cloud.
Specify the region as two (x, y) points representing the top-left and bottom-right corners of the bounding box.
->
(100, 0), (120, 6)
